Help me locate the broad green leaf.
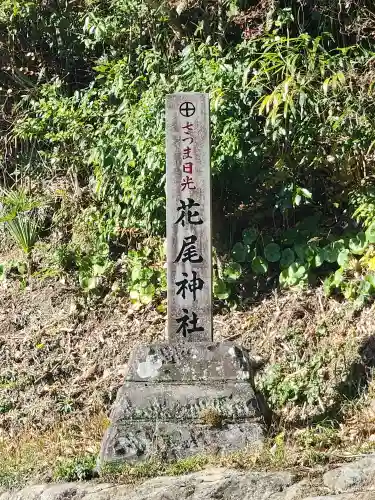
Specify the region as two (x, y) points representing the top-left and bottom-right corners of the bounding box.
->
(129, 289), (140, 302)
(280, 248), (295, 269)
(337, 249), (350, 267)
(251, 256), (268, 275)
(294, 243), (315, 262)
(92, 263), (106, 276)
(294, 243), (306, 261)
(298, 187), (312, 199)
(323, 240), (345, 263)
(223, 262), (242, 281)
(232, 242), (246, 263)
(282, 229), (304, 246)
(366, 223), (375, 243)
(294, 264), (307, 280)
(264, 242), (281, 262)
(80, 276), (98, 291)
(242, 227), (258, 245)
(294, 194), (302, 206)
(244, 246), (254, 262)
(354, 295), (366, 309)
(349, 232), (367, 255)
(141, 268), (154, 281)
(131, 266), (142, 282)
(358, 279), (372, 296)
(323, 246), (335, 263)
(140, 286), (155, 304)
(156, 302), (167, 314)
(279, 269), (290, 287)
(279, 263), (307, 288)
(314, 249), (325, 267)
(365, 273), (375, 289)
(214, 279), (230, 300)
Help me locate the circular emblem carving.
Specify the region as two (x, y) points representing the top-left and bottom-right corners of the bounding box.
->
(179, 101), (196, 117)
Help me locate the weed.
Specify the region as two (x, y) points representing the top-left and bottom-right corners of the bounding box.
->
(0, 414), (105, 489)
(0, 375), (18, 390)
(6, 215), (40, 260)
(101, 456), (209, 483)
(56, 398), (75, 414)
(101, 460), (164, 483)
(256, 324), (361, 423)
(165, 456), (209, 475)
(0, 399), (13, 414)
(53, 454), (97, 481)
(295, 424), (341, 451)
(125, 245), (166, 306)
(199, 408), (224, 428)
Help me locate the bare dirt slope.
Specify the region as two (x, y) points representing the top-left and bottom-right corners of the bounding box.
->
(0, 278), (165, 435)
(2, 273), (375, 486)
(2, 274), (375, 433)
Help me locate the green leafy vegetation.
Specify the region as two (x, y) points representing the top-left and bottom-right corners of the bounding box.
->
(3, 0), (375, 486)
(126, 246), (166, 306)
(257, 321), (360, 421)
(54, 454), (97, 482)
(1, 0), (375, 304)
(0, 399), (13, 414)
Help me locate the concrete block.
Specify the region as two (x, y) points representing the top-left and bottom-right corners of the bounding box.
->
(99, 342), (267, 466)
(125, 342), (252, 382)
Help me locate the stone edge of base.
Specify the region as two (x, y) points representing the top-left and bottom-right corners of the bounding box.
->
(4, 456), (375, 500)
(0, 468), (296, 500)
(125, 341), (256, 383)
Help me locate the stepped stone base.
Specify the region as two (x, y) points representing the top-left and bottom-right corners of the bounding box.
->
(99, 342), (267, 465)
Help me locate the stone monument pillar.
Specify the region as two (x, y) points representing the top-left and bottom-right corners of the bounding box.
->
(166, 93), (212, 343)
(99, 93), (266, 465)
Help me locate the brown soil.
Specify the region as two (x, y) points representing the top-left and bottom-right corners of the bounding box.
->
(1, 272), (374, 435)
(0, 277), (164, 435)
(2, 269), (375, 487)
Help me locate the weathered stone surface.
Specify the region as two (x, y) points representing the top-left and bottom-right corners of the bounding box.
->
(2, 469), (294, 500)
(324, 468), (363, 493)
(126, 343), (252, 382)
(279, 479), (316, 500)
(323, 455), (375, 492)
(5, 484), (46, 500)
(110, 381), (260, 422)
(303, 496), (375, 500)
(128, 468), (294, 500)
(5, 458), (375, 500)
(302, 497), (351, 500)
(101, 421), (264, 462)
(166, 93), (212, 343)
(100, 342), (267, 465)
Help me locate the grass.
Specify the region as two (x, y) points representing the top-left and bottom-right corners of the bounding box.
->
(53, 454), (98, 482)
(100, 455), (210, 484)
(2, 289), (375, 490)
(3, 408), (375, 490)
(0, 413), (107, 488)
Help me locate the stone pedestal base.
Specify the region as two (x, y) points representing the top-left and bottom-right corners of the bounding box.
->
(99, 342), (267, 465)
